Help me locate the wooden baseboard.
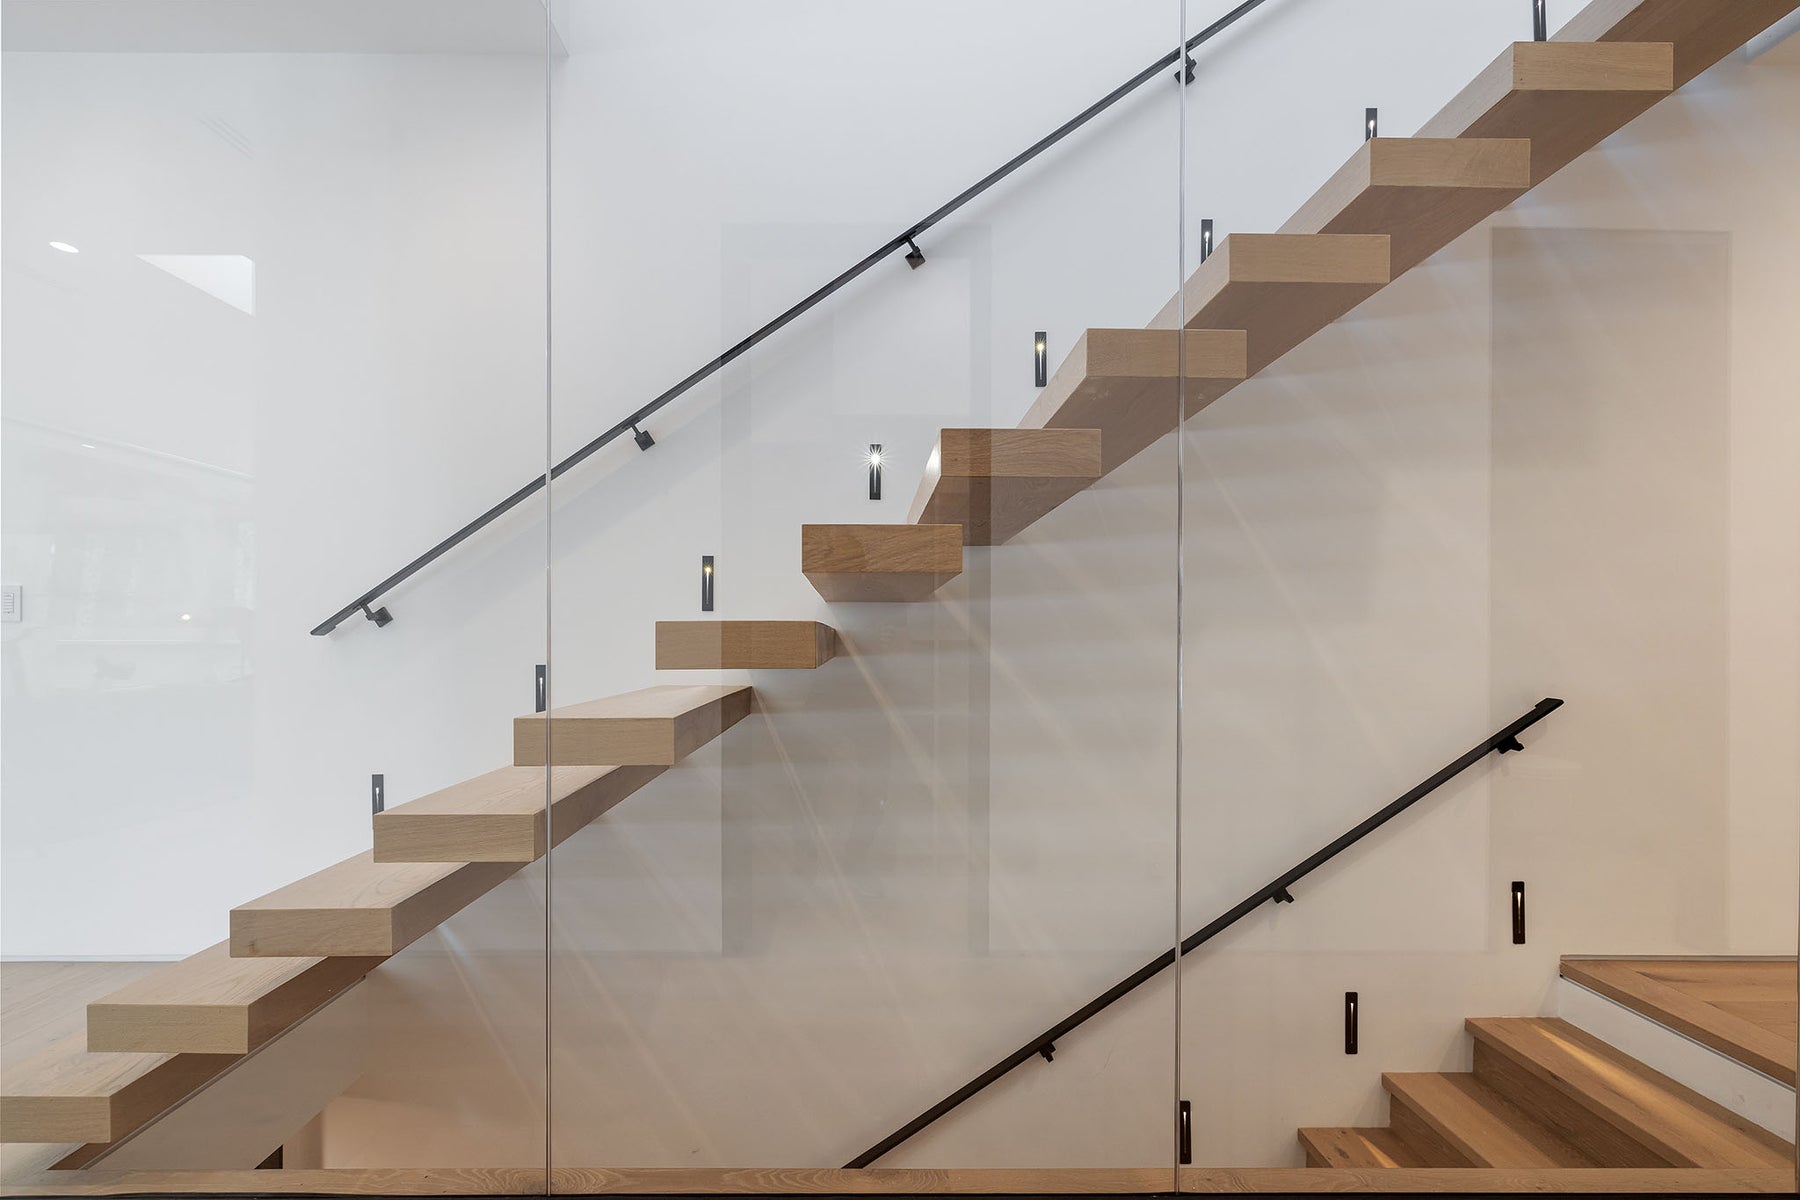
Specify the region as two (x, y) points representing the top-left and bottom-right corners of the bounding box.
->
(1, 1164), (1793, 1195)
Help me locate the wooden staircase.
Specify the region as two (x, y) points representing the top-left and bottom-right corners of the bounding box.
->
(1299, 1016), (1795, 1173)
(4, 0), (1797, 1190)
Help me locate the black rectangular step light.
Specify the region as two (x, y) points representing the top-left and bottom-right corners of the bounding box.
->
(868, 444), (883, 500)
(1344, 991), (1359, 1054)
(701, 555), (715, 612)
(1034, 332), (1048, 388)
(370, 773), (385, 815)
(1511, 881), (1527, 944)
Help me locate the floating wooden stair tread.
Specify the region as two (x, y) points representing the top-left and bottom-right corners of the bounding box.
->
(1383, 1072), (1596, 1167)
(907, 428), (1101, 545)
(229, 851), (519, 958)
(800, 523), (962, 602)
(655, 621), (838, 670)
(1466, 1017), (1794, 1168)
(515, 684), (752, 767)
(1149, 233), (1391, 376)
(0, 1033), (234, 1145)
(374, 764), (666, 864)
(1280, 138), (1531, 274)
(1559, 957), (1797, 1085)
(85, 941), (377, 1055)
(1556, 0), (1800, 87)
(1297, 1126), (1430, 1168)
(1417, 41), (1675, 186)
(1018, 328), (1248, 476)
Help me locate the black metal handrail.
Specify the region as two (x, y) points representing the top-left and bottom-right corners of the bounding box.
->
(310, 0), (1278, 635)
(843, 697), (1565, 1168)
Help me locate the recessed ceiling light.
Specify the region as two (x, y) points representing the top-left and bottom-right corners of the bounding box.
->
(49, 241), (79, 254)
(179, 613), (193, 621)
(79, 442), (97, 450)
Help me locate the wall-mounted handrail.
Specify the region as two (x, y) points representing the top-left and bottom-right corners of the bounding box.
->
(310, 0), (1278, 635)
(843, 697), (1565, 1168)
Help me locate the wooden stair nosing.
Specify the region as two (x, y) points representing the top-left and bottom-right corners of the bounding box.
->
(1278, 137), (1532, 274)
(1150, 233), (1392, 376)
(373, 763), (667, 864)
(1383, 1071), (1598, 1168)
(654, 621), (838, 670)
(907, 427), (1102, 546)
(1555, 0), (1800, 87)
(800, 523), (963, 602)
(1018, 328), (1248, 476)
(1416, 40), (1675, 186)
(1465, 1017), (1795, 1169)
(514, 684), (753, 767)
(1560, 957), (1797, 1085)
(229, 851), (521, 959)
(85, 942), (378, 1055)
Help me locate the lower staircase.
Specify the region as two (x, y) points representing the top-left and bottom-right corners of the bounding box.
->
(1300, 1012), (1795, 1174)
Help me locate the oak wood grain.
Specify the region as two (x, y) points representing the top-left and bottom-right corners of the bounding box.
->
(514, 685), (752, 767)
(229, 852), (520, 958)
(800, 524), (963, 602)
(1149, 234), (1391, 375)
(372, 764), (666, 863)
(0, 1034), (234, 1145)
(1561, 958), (1796, 1085)
(1554, 0), (1800, 86)
(85, 943), (377, 1055)
(1018, 328), (1248, 475)
(1417, 42), (1674, 185)
(907, 428), (1101, 545)
(655, 621), (839, 670)
(1298, 1126), (1431, 1168)
(1383, 1072), (1597, 1167)
(1280, 138), (1531, 273)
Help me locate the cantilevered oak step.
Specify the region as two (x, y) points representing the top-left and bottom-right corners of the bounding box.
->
(1556, 0), (1800, 87)
(1297, 1126), (1430, 1168)
(1280, 138), (1532, 273)
(515, 684), (751, 767)
(1149, 233), (1391, 376)
(1467, 1017), (1795, 1168)
(86, 941), (378, 1054)
(374, 764), (665, 864)
(801, 524), (962, 602)
(1018, 328), (1247, 476)
(1383, 1072), (1597, 1167)
(1559, 957), (1797, 1085)
(0, 1033), (234, 1148)
(230, 852), (519, 958)
(655, 621), (838, 670)
(1417, 41), (1675, 186)
(907, 428), (1101, 545)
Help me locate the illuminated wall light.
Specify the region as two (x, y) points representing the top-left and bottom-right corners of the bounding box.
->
(49, 241), (79, 254)
(1200, 219), (1214, 263)
(701, 554), (715, 612)
(1034, 332), (1048, 388)
(1533, 0), (1548, 41)
(1365, 107), (1378, 141)
(868, 444), (884, 501)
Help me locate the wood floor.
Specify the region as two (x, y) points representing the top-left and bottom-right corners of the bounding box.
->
(1561, 957), (1798, 1084)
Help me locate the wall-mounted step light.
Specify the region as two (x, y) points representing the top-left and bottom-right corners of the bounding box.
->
(1034, 332), (1049, 388)
(905, 237), (925, 269)
(1200, 218), (1214, 263)
(632, 424), (655, 451)
(1365, 107), (1378, 140)
(701, 555), (715, 612)
(1178, 1100), (1193, 1164)
(535, 664), (549, 713)
(1344, 991), (1359, 1055)
(1533, 0), (1548, 41)
(1511, 881), (1527, 944)
(371, 774), (385, 816)
(868, 444), (884, 500)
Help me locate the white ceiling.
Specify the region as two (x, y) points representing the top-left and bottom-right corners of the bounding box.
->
(1, 0), (563, 55)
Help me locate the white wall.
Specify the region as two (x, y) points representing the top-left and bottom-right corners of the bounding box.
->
(2, 0), (1794, 1175)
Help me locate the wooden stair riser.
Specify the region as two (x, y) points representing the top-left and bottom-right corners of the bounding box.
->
(1382, 1073), (1597, 1168)
(1297, 1126), (1430, 1168)
(1556, 0), (1800, 87)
